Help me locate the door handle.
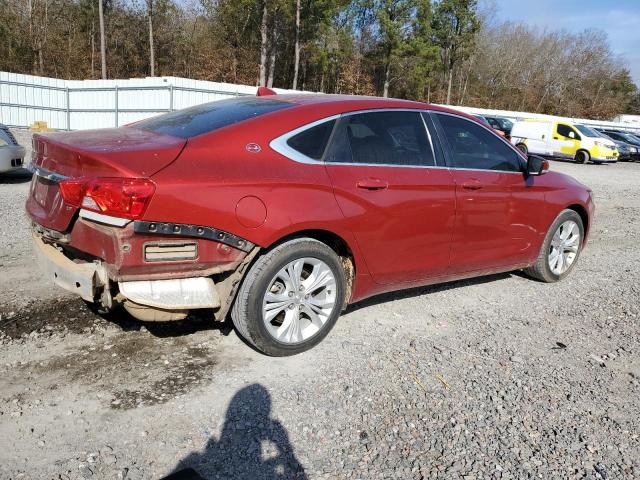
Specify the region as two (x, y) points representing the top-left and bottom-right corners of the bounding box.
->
(461, 181), (483, 191)
(356, 178), (388, 190)
(553, 136), (559, 139)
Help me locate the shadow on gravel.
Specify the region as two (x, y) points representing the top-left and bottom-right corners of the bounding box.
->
(0, 168), (32, 183)
(0, 296), (230, 339)
(346, 271), (513, 314)
(165, 384), (307, 480)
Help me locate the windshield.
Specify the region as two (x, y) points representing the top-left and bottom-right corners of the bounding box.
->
(135, 97), (294, 139)
(491, 117), (513, 130)
(621, 132), (640, 143)
(574, 124), (599, 137)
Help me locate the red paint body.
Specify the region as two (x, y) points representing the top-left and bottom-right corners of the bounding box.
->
(26, 95), (594, 304)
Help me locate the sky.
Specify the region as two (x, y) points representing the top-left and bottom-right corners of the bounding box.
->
(491, 0), (640, 85)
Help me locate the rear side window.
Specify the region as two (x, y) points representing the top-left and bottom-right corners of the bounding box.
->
(135, 97), (293, 139)
(286, 120), (336, 160)
(325, 111), (435, 166)
(435, 113), (522, 172)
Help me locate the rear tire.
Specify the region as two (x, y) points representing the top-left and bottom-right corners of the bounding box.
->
(516, 143), (528, 155)
(524, 209), (584, 283)
(231, 238), (346, 356)
(575, 150), (590, 164)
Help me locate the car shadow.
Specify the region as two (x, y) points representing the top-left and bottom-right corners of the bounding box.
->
(0, 168), (32, 183)
(162, 384), (308, 480)
(98, 306), (232, 338)
(345, 271), (513, 314)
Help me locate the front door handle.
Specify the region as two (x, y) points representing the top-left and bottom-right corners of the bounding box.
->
(461, 181), (483, 191)
(356, 178), (388, 190)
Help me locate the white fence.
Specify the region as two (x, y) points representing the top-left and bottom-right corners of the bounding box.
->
(1, 70), (639, 134)
(0, 71), (304, 130)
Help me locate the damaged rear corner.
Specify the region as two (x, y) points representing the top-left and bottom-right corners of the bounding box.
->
(32, 216), (261, 323)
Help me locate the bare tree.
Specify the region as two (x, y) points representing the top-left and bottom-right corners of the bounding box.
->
(259, 1), (268, 86)
(147, 0), (155, 76)
(98, 0), (107, 78)
(292, 0), (301, 89)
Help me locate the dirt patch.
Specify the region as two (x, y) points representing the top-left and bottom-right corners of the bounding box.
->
(110, 346), (218, 410)
(0, 297), (104, 339)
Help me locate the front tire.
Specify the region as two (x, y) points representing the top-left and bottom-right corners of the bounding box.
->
(231, 238), (346, 356)
(524, 209), (584, 283)
(516, 143), (528, 155)
(575, 150), (590, 164)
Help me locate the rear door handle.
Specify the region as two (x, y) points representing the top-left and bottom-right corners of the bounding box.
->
(461, 181), (483, 191)
(356, 178), (388, 190)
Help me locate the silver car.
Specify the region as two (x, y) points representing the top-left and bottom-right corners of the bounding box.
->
(0, 124), (26, 173)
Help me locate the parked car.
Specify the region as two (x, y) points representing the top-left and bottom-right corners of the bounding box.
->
(594, 129), (638, 161)
(0, 124), (26, 173)
(511, 119), (618, 164)
(597, 129), (640, 161)
(27, 94), (594, 356)
(484, 116), (513, 138)
(473, 114), (506, 138)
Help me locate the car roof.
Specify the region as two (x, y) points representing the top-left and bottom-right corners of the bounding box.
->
(263, 93), (469, 117)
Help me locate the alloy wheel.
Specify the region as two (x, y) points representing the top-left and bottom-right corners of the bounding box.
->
(548, 220), (580, 275)
(262, 257), (337, 344)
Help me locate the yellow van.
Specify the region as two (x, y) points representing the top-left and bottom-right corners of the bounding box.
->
(511, 120), (619, 163)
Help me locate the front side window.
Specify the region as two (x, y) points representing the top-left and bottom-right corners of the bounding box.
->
(556, 124), (580, 139)
(325, 111), (435, 167)
(435, 113), (523, 172)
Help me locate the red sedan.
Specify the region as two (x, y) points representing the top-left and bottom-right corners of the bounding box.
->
(27, 94), (594, 356)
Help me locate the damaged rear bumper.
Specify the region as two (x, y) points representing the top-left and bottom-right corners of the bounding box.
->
(32, 233), (221, 310)
(32, 233), (109, 302)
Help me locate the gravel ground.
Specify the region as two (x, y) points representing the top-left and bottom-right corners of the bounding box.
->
(1, 130), (639, 479)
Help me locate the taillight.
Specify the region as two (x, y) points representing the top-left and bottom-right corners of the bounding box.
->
(59, 177), (156, 219)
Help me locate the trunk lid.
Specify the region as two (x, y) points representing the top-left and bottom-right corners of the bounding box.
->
(27, 127), (186, 232)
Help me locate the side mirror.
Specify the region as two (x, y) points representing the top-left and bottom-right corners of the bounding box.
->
(527, 155), (549, 176)
(568, 131), (575, 139)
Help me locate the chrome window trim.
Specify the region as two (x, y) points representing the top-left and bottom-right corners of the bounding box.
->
(270, 107), (529, 175)
(269, 114), (341, 165)
(28, 164), (69, 183)
(432, 111), (528, 173)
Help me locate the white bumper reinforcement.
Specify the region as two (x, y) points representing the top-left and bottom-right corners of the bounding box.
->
(118, 277), (220, 310)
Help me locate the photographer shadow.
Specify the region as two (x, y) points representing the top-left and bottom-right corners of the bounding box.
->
(163, 384), (307, 480)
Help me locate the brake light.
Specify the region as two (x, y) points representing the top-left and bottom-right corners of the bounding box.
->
(59, 177), (156, 219)
(58, 179), (86, 206)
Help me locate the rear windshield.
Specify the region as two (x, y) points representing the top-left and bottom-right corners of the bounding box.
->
(135, 97), (293, 139)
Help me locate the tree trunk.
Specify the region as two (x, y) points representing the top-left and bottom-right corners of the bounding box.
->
(267, 15), (278, 88)
(446, 68), (453, 105)
(383, 61), (391, 98)
(90, 20), (95, 78)
(292, 0), (301, 90)
(267, 38), (276, 88)
(259, 2), (268, 86)
(98, 0), (107, 79)
(147, 0), (155, 76)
